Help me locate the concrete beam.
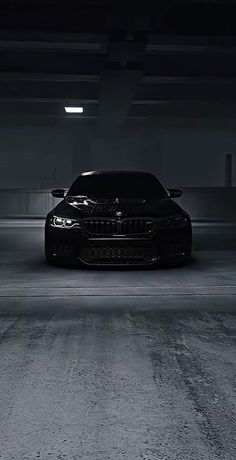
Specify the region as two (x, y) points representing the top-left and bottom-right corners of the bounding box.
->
(0, 73), (235, 86)
(0, 32), (108, 53)
(147, 35), (236, 54)
(0, 73), (100, 82)
(97, 69), (143, 133)
(96, 37), (146, 133)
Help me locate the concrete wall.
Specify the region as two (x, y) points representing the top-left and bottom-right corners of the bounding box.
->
(0, 126), (73, 189)
(0, 119), (236, 192)
(161, 128), (236, 188)
(0, 187), (235, 220)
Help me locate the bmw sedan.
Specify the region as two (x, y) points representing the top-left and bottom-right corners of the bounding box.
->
(45, 171), (192, 267)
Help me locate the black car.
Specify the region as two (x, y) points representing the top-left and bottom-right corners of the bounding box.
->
(45, 171), (192, 267)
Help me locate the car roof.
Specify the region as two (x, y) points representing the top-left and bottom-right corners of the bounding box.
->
(81, 170), (154, 177)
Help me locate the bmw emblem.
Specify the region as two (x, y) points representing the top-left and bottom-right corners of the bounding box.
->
(116, 211), (123, 217)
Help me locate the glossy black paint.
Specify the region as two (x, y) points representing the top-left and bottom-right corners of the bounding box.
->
(45, 171), (192, 267)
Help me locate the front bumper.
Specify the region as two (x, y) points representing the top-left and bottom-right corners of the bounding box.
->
(45, 223), (192, 266)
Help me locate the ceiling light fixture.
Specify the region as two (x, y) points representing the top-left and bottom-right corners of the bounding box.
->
(64, 107), (84, 113)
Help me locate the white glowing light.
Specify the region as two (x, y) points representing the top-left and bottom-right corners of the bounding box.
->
(51, 216), (81, 228)
(64, 107), (84, 113)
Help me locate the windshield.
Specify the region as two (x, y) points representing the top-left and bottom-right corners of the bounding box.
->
(67, 173), (167, 200)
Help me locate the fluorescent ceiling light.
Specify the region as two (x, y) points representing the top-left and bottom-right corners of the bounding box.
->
(64, 106), (84, 113)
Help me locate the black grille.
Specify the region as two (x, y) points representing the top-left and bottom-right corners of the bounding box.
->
(82, 218), (154, 235)
(121, 219), (153, 234)
(82, 219), (116, 234)
(79, 245), (156, 264)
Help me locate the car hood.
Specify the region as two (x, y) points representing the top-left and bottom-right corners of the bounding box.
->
(50, 197), (186, 219)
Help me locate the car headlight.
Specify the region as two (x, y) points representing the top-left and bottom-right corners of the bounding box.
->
(50, 216), (81, 228)
(157, 214), (189, 229)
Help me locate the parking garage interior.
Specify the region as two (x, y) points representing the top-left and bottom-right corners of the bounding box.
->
(0, 1), (236, 459)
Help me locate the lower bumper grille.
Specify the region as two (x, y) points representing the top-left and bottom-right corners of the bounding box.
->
(79, 245), (157, 265)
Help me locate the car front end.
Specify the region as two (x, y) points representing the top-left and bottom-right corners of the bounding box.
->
(45, 201), (192, 267)
(45, 171), (192, 267)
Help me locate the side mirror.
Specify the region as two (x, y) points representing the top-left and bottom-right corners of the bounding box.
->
(167, 188), (182, 198)
(52, 189), (66, 198)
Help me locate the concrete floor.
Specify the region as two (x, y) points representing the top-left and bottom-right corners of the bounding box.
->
(0, 221), (235, 459)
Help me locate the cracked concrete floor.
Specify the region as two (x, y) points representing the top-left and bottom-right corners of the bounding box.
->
(0, 299), (235, 460)
(0, 222), (235, 459)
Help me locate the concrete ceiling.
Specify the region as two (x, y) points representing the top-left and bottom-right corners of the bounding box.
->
(0, 0), (235, 126)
